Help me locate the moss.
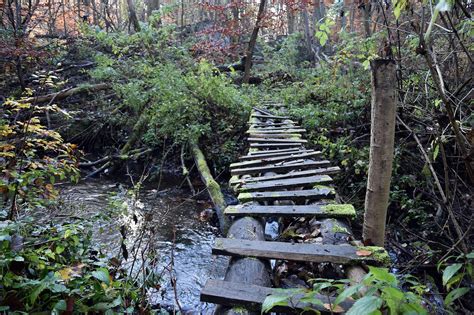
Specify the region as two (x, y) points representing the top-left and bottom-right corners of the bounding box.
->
(225, 206), (237, 214)
(238, 192), (252, 202)
(191, 142), (228, 231)
(320, 204), (356, 218)
(332, 223), (350, 234)
(215, 239), (224, 248)
(356, 246), (391, 266)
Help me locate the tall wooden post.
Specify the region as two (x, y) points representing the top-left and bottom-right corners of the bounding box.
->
(363, 59), (397, 247)
(243, 0), (266, 84)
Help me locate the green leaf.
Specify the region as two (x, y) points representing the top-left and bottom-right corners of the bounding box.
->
(92, 268), (111, 285)
(334, 284), (362, 306)
(432, 143), (439, 161)
(30, 282), (47, 305)
(55, 244), (65, 254)
(319, 33), (329, 46)
(442, 263), (462, 286)
(444, 287), (469, 306)
(466, 252), (474, 259)
(368, 266), (397, 286)
(382, 287), (404, 314)
(347, 296), (383, 315)
(53, 300), (67, 311)
(262, 294), (291, 313)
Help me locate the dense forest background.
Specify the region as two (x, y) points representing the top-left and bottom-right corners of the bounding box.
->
(0, 0), (472, 313)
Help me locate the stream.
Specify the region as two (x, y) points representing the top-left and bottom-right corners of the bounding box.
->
(58, 178), (228, 314)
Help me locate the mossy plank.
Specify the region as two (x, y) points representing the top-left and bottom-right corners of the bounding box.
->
(224, 204), (355, 219)
(237, 175), (333, 192)
(230, 151), (321, 169)
(229, 167), (340, 185)
(212, 238), (389, 266)
(237, 187), (335, 203)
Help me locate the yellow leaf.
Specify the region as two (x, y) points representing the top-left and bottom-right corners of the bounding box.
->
(58, 267), (72, 281)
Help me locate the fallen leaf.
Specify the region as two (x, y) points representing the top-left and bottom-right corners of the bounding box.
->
(324, 303), (344, 313)
(356, 250), (373, 257)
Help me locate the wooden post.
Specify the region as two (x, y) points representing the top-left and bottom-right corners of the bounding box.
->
(243, 0), (266, 84)
(362, 59), (397, 247)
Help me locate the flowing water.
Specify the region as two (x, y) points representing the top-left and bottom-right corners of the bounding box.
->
(58, 178), (228, 314)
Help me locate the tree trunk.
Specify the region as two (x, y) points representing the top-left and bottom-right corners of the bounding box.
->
(147, 0), (159, 20)
(301, 3), (315, 63)
(22, 83), (109, 103)
(190, 142), (228, 233)
(287, 2), (295, 34)
(127, 0), (140, 32)
(361, 0), (371, 37)
(214, 216), (271, 315)
(242, 0), (266, 84)
(362, 59), (397, 247)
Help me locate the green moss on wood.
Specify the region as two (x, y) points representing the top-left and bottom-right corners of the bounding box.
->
(356, 246), (391, 266)
(320, 204), (356, 219)
(238, 192), (252, 202)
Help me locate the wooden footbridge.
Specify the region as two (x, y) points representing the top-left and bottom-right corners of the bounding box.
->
(200, 101), (389, 314)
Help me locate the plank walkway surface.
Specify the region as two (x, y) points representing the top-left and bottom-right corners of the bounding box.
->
(200, 102), (388, 313)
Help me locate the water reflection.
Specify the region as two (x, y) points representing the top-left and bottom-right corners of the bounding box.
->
(60, 179), (228, 313)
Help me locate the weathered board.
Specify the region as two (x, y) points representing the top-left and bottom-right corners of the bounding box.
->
(200, 279), (354, 313)
(231, 160), (331, 176)
(247, 147), (307, 155)
(247, 138), (308, 144)
(251, 114), (290, 120)
(237, 175), (333, 192)
(250, 143), (304, 149)
(231, 152), (321, 169)
(239, 149), (314, 160)
(237, 187), (335, 203)
(249, 133), (302, 138)
(230, 167), (341, 185)
(247, 128), (306, 134)
(249, 122), (297, 127)
(252, 107), (276, 116)
(213, 238), (388, 265)
(224, 204), (356, 218)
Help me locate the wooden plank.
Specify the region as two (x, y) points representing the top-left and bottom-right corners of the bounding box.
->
(247, 147), (307, 155)
(231, 160), (331, 176)
(224, 204), (356, 218)
(251, 113), (290, 120)
(250, 143), (304, 149)
(239, 149), (314, 160)
(247, 129), (306, 134)
(200, 279), (354, 313)
(238, 175), (333, 192)
(237, 187), (335, 203)
(252, 107), (275, 116)
(249, 122), (297, 127)
(213, 238), (388, 265)
(230, 167), (340, 185)
(247, 138), (308, 144)
(231, 152), (321, 168)
(249, 133), (302, 138)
